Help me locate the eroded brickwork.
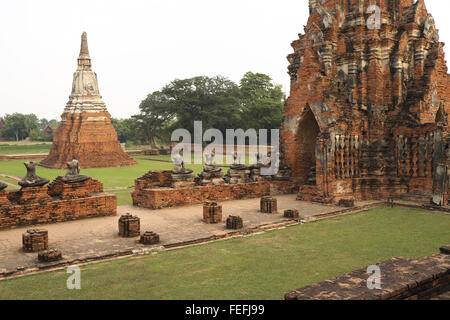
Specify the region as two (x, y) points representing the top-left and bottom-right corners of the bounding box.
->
(0, 178), (116, 230)
(285, 251), (450, 300)
(281, 0), (450, 204)
(132, 171), (297, 209)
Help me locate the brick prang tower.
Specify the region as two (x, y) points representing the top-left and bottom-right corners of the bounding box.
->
(281, 0), (450, 204)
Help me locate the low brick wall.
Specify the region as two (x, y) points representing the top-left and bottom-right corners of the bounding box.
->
(0, 178), (116, 230)
(285, 251), (450, 300)
(132, 170), (298, 210)
(133, 182), (272, 209)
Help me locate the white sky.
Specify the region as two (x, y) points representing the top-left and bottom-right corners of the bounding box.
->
(0, 0), (449, 120)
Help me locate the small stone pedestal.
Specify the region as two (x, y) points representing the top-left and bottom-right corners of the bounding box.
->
(139, 232), (160, 245)
(119, 214), (140, 237)
(23, 229), (48, 252)
(284, 209), (300, 219)
(440, 246), (450, 255)
(226, 216), (243, 229)
(38, 249), (62, 262)
(260, 196), (277, 214)
(338, 199), (355, 207)
(203, 202), (222, 224)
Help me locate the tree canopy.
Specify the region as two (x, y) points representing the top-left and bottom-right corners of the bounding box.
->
(130, 72), (285, 146)
(1, 72), (285, 146)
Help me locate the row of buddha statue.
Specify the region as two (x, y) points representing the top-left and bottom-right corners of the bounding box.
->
(171, 151), (291, 185)
(1, 160), (91, 190)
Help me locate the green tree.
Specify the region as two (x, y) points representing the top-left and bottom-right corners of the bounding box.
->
(134, 91), (176, 148)
(161, 76), (241, 135)
(239, 72), (285, 132)
(0, 113), (39, 141)
(111, 118), (136, 144)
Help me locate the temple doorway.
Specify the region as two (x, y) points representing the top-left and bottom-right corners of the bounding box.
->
(297, 107), (320, 185)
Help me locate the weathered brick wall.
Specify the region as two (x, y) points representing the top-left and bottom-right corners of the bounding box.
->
(132, 171), (298, 209)
(134, 170), (173, 190)
(285, 250), (450, 300)
(282, 0), (450, 204)
(48, 177), (103, 200)
(133, 181), (271, 209)
(41, 111), (137, 169)
(0, 178), (116, 230)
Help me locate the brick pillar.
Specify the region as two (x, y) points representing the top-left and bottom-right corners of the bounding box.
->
(22, 229), (48, 252)
(260, 196), (278, 214)
(118, 214), (140, 237)
(203, 202), (222, 224)
(226, 216), (243, 229)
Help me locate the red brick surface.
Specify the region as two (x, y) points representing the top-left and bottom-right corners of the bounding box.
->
(0, 178), (116, 230)
(132, 171), (297, 210)
(285, 251), (450, 300)
(22, 229), (48, 252)
(281, 0), (450, 204)
(202, 202), (223, 224)
(40, 111), (137, 169)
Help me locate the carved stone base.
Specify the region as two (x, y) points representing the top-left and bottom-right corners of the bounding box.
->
(284, 209), (300, 219)
(118, 214), (140, 237)
(260, 196), (278, 214)
(203, 202), (222, 224)
(23, 229), (49, 252)
(139, 232), (160, 245)
(38, 249), (63, 262)
(226, 216), (243, 230)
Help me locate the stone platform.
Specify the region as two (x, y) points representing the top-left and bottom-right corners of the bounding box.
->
(285, 253), (450, 300)
(132, 170), (297, 209)
(0, 178), (116, 230)
(0, 195), (356, 278)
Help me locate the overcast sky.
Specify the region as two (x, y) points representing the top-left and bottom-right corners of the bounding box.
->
(0, 0), (449, 120)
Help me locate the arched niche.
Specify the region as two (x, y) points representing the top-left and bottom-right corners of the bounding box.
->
(297, 107), (321, 185)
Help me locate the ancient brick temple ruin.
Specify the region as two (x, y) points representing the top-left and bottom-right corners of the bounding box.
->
(281, 0), (450, 205)
(0, 162), (116, 230)
(40, 32), (137, 169)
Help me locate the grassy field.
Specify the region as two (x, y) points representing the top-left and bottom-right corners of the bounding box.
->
(0, 155), (225, 205)
(0, 142), (159, 155)
(0, 206), (448, 300)
(0, 156), (208, 189)
(0, 143), (52, 155)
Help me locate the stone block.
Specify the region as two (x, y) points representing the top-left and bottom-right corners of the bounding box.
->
(203, 202), (222, 224)
(260, 196), (278, 214)
(226, 216), (243, 230)
(284, 209), (300, 219)
(118, 214), (140, 237)
(440, 246), (450, 255)
(22, 229), (48, 252)
(139, 232), (160, 245)
(38, 249), (63, 263)
(338, 199), (355, 208)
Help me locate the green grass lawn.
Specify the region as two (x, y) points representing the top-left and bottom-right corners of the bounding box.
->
(0, 143), (52, 155)
(0, 142), (160, 155)
(0, 176), (19, 190)
(0, 156), (209, 189)
(0, 206), (448, 300)
(108, 189), (134, 206)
